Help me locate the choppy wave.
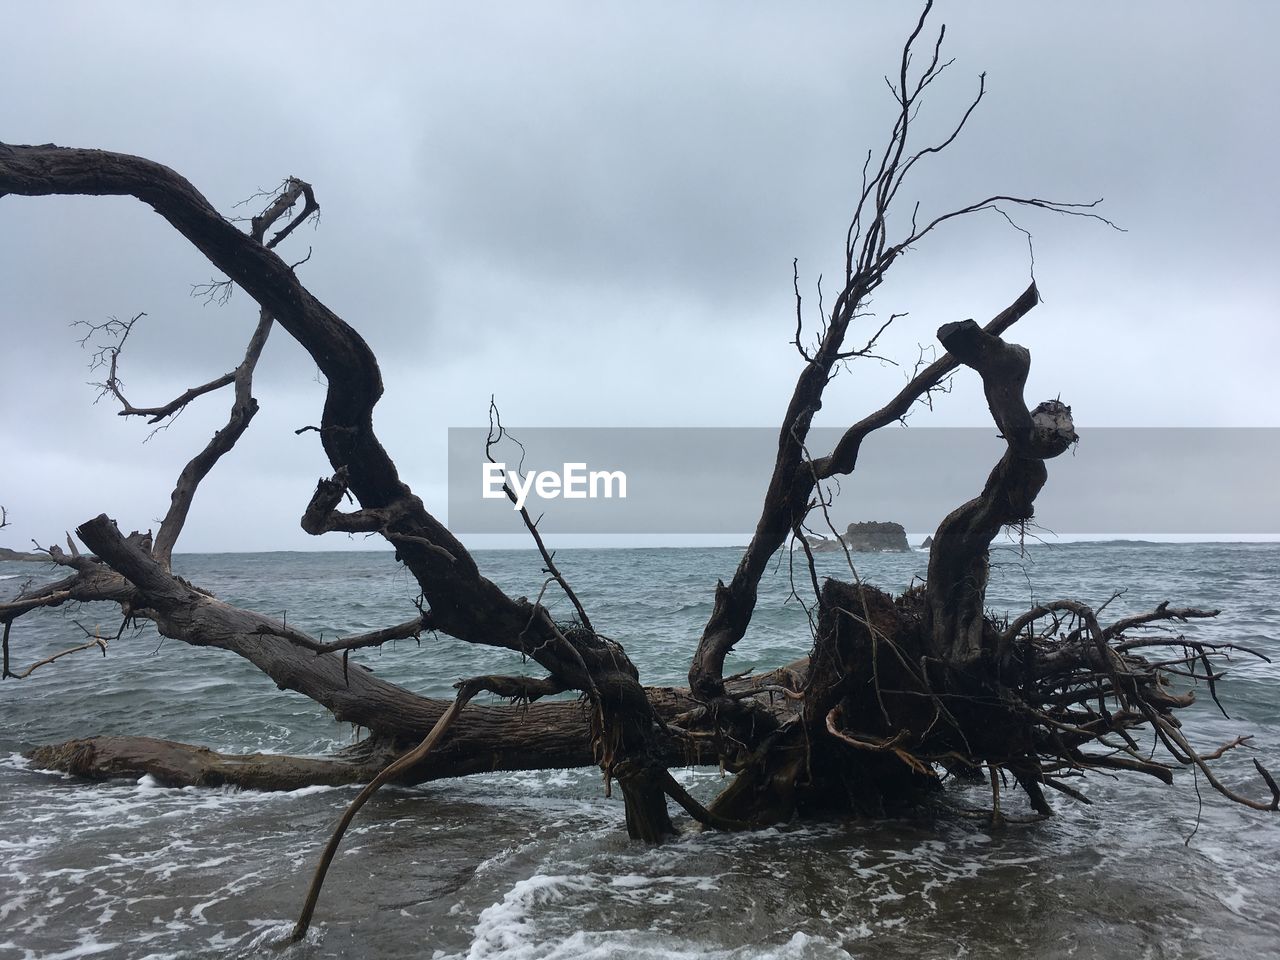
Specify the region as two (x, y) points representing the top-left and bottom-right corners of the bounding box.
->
(2, 544), (1279, 958)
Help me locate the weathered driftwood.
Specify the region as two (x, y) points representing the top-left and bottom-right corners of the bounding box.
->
(2, 1), (1274, 942)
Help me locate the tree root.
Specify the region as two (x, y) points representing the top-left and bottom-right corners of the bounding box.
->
(688, 581), (1279, 827)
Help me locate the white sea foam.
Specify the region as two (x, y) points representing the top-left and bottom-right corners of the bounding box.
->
(466, 919), (851, 960)
(3, 544), (1279, 957)
(454, 871), (859, 960)
(1, 752), (34, 771)
(22, 934), (121, 959)
(275, 782), (342, 798)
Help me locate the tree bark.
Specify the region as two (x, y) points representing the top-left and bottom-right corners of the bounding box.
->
(3, 5), (1276, 939)
(0, 142), (678, 837)
(925, 318), (1077, 664)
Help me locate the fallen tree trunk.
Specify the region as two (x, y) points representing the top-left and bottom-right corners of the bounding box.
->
(2, 4), (1276, 944)
(21, 682), (765, 790)
(26, 736), (404, 790)
(7, 515), (805, 791)
(0, 140), (680, 842)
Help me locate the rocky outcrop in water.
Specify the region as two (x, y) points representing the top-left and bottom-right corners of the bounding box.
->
(806, 521), (910, 553)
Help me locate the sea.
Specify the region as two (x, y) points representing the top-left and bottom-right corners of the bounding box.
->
(2, 542), (1278, 959)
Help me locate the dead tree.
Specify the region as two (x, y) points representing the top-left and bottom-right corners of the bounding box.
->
(1, 1), (1274, 940)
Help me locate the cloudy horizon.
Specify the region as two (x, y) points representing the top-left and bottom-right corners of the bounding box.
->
(3, 2), (1277, 552)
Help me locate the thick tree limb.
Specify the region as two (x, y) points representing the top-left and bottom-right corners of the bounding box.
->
(690, 286), (1040, 701)
(3, 6), (1271, 910)
(0, 146), (670, 813)
(925, 319), (1077, 662)
(689, 0), (1106, 704)
(819, 283), (1041, 479)
(17, 516), (763, 793)
(22, 683), (741, 790)
(26, 736), (405, 789)
(71, 177), (321, 564)
(4, 147), (686, 841)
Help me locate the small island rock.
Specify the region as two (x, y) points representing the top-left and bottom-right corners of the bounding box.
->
(806, 521), (911, 553)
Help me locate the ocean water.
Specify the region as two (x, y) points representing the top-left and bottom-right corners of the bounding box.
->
(1, 543), (1278, 959)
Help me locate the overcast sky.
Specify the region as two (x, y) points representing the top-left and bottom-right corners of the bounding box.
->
(2, 2), (1277, 552)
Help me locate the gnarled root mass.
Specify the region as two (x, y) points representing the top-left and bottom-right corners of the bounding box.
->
(703, 581), (1278, 827)
(3, 2), (1276, 944)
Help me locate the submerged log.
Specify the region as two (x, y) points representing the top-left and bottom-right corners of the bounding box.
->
(22, 667), (808, 790)
(2, 3), (1275, 941)
(26, 736), (402, 790)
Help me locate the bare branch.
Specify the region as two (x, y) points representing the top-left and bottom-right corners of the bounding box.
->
(925, 319), (1077, 663)
(152, 309), (273, 567)
(1104, 603), (1223, 641)
(6, 633), (107, 680)
(311, 614), (434, 655)
(689, 0), (1114, 702)
(191, 277), (235, 306)
(791, 259), (814, 361)
(250, 176), (319, 248)
(486, 399), (597, 635)
(121, 373), (237, 423)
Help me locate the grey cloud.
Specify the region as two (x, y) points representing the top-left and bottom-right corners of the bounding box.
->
(2, 1), (1278, 551)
